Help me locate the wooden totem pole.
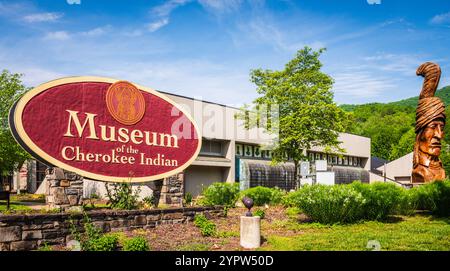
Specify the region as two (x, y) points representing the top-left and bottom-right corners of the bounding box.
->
(412, 62), (446, 183)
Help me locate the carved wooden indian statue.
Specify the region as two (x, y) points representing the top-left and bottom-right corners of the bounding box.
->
(412, 62), (446, 183)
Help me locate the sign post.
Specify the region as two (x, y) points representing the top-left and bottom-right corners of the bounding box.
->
(9, 77), (201, 209)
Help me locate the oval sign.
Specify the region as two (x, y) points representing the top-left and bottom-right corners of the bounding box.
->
(9, 76), (201, 183)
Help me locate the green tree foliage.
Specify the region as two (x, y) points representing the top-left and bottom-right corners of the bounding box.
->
(238, 47), (350, 184)
(0, 70), (31, 176)
(345, 103), (415, 161)
(389, 128), (415, 161)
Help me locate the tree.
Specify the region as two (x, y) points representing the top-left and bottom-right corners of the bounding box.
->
(0, 70), (30, 176)
(238, 47), (350, 187)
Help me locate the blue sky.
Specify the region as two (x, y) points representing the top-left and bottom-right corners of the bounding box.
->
(0, 0), (450, 105)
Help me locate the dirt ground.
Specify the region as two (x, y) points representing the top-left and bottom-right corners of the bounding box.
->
(123, 206), (300, 251)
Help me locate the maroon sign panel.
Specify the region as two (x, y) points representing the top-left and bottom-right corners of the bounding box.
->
(10, 77), (201, 182)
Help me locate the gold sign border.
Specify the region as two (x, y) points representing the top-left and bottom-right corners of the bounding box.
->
(10, 76), (202, 183)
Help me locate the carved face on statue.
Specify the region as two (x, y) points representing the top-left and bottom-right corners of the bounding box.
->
(418, 119), (445, 157)
(412, 62), (446, 183)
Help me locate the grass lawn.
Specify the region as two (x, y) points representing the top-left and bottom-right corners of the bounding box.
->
(0, 201), (32, 212)
(262, 214), (450, 251)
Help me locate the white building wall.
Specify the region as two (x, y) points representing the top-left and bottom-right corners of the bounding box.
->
(375, 152), (413, 183)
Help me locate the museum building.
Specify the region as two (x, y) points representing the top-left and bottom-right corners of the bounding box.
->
(6, 90), (372, 198)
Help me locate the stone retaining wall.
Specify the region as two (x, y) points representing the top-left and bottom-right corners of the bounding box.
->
(0, 206), (223, 251)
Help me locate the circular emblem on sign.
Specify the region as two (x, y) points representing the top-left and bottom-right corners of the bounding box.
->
(106, 81), (146, 125)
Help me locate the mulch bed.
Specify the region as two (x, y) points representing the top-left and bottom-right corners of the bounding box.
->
(129, 205), (302, 251)
(49, 205), (306, 251)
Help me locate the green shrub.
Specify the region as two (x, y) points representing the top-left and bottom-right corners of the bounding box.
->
(85, 234), (119, 251)
(194, 214), (217, 236)
(199, 182), (240, 207)
(282, 190), (303, 208)
(411, 180), (450, 216)
(184, 192), (193, 205)
(397, 188), (418, 216)
(350, 181), (404, 220)
(142, 196), (156, 207)
(123, 236), (150, 251)
(70, 213), (118, 251)
(254, 209), (265, 219)
(241, 186), (284, 206)
(105, 182), (141, 210)
(289, 184), (366, 224)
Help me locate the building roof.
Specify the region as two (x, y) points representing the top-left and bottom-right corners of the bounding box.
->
(371, 156), (389, 172)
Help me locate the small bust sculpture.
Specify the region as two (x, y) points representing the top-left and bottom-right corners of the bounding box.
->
(242, 196), (254, 217)
(412, 62), (446, 183)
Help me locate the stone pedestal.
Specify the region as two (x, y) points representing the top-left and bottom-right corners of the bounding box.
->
(240, 216), (261, 249)
(45, 168), (83, 211)
(158, 172), (184, 207)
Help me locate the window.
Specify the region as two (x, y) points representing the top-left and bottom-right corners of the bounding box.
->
(200, 139), (223, 156)
(309, 152), (315, 161)
(355, 157), (360, 167)
(315, 153), (321, 160)
(254, 146), (262, 157)
(338, 156), (343, 165)
(235, 144), (243, 156)
(244, 145), (253, 157)
(36, 161), (47, 189)
(343, 156), (348, 165)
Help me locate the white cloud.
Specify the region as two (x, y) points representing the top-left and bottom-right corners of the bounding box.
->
(362, 52), (432, 76)
(147, 18), (169, 32)
(81, 25), (111, 36)
(198, 0), (242, 14)
(23, 12), (63, 23)
(44, 31), (70, 40)
(145, 0), (190, 32)
(152, 0), (190, 17)
(235, 17), (326, 53)
(332, 71), (396, 99)
(430, 12), (450, 25)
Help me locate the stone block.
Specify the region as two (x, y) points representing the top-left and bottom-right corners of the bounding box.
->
(110, 220), (121, 228)
(52, 187), (69, 205)
(134, 215), (147, 225)
(146, 214), (161, 222)
(42, 230), (61, 239)
(70, 180), (83, 186)
(22, 230), (43, 240)
(67, 195), (79, 205)
(162, 212), (184, 220)
(0, 243), (10, 251)
(60, 179), (70, 187)
(22, 223), (54, 230)
(65, 188), (81, 195)
(54, 168), (65, 179)
(0, 226), (22, 242)
(64, 171), (78, 181)
(10, 241), (37, 251)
